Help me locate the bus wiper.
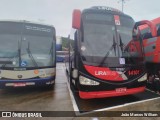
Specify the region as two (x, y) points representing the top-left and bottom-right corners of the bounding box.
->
(26, 41), (38, 67)
(118, 33), (131, 54)
(119, 34), (124, 52)
(99, 35), (117, 66)
(113, 35), (117, 56)
(18, 40), (22, 67)
(118, 34), (135, 58)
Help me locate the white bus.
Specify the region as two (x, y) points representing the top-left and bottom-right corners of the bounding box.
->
(0, 20), (56, 88)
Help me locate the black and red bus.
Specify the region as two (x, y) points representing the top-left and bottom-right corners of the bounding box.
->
(139, 17), (160, 78)
(65, 6), (156, 99)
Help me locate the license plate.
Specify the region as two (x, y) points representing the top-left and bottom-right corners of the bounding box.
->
(14, 83), (26, 87)
(116, 88), (127, 93)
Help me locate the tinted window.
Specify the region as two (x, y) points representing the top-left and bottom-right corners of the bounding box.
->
(0, 21), (56, 68)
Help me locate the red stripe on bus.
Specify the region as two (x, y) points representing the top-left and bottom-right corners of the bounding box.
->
(79, 86), (145, 99)
(84, 65), (123, 81)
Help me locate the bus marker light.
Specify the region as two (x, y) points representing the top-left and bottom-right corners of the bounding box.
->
(34, 70), (39, 74)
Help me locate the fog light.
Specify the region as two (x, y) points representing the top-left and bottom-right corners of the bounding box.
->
(79, 76), (99, 85)
(138, 74), (147, 82)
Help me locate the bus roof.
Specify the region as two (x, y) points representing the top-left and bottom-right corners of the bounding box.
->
(81, 6), (133, 19)
(0, 19), (54, 28)
(152, 17), (160, 24)
(139, 17), (160, 30)
(91, 6), (123, 14)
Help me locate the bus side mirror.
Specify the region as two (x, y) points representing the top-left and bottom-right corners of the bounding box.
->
(132, 20), (157, 40)
(72, 9), (81, 29)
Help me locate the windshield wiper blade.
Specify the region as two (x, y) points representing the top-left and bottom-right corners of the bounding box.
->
(118, 34), (136, 58)
(18, 40), (22, 67)
(113, 35), (117, 56)
(99, 35), (117, 66)
(119, 34), (124, 52)
(26, 41), (38, 67)
(118, 33), (130, 54)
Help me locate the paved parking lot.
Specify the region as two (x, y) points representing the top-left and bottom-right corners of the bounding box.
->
(0, 63), (160, 120)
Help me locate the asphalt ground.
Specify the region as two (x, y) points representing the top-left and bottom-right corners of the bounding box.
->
(71, 89), (160, 113)
(0, 63), (74, 120)
(0, 63), (160, 120)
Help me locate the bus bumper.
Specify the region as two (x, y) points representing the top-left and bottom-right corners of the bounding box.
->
(79, 86), (145, 99)
(0, 77), (55, 88)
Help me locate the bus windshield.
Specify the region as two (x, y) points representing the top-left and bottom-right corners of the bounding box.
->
(116, 16), (135, 55)
(140, 23), (160, 38)
(82, 13), (116, 57)
(0, 21), (55, 68)
(81, 13), (139, 66)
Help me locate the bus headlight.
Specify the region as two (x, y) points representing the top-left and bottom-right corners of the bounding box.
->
(138, 74), (147, 82)
(79, 76), (100, 85)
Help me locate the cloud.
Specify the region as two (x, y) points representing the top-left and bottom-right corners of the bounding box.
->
(0, 0), (159, 36)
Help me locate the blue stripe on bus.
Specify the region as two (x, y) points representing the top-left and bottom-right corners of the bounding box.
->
(0, 77), (55, 88)
(0, 76), (55, 82)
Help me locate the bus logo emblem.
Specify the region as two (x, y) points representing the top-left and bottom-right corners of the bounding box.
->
(17, 75), (23, 79)
(21, 61), (27, 67)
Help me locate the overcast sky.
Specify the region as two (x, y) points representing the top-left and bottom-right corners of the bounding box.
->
(0, 0), (159, 37)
